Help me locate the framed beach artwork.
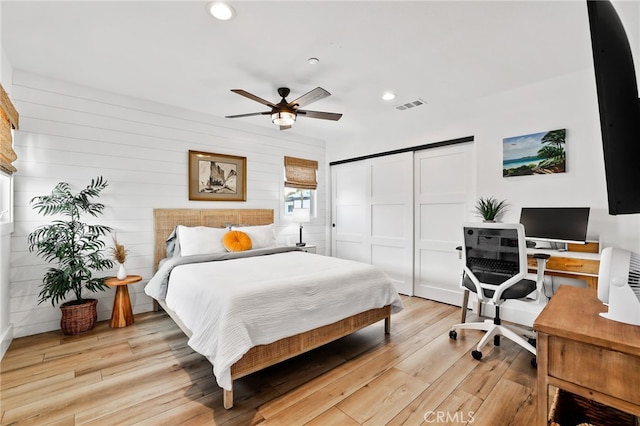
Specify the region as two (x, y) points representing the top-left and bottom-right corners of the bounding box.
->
(503, 129), (566, 177)
(188, 150), (247, 201)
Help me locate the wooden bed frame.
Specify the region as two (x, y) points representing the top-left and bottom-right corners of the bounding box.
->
(153, 208), (391, 409)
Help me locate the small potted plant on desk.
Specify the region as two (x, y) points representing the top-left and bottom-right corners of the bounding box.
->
(27, 176), (115, 335)
(474, 196), (509, 222)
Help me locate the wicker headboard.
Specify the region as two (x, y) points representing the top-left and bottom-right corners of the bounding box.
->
(153, 208), (274, 270)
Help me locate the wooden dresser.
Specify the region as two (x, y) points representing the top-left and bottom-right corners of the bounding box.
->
(534, 285), (640, 425)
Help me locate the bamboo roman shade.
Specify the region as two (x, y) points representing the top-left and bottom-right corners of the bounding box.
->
(284, 156), (318, 190)
(0, 84), (19, 175)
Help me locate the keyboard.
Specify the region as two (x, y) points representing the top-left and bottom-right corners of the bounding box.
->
(467, 257), (519, 276)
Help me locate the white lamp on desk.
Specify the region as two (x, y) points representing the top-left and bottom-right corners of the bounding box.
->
(292, 208), (310, 247)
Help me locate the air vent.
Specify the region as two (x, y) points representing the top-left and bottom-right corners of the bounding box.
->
(395, 98), (426, 111)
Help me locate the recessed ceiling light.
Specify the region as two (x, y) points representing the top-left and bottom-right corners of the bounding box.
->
(208, 2), (235, 20)
(307, 57), (320, 65)
(382, 92), (396, 101)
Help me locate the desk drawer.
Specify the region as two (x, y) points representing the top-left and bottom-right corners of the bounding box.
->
(548, 336), (640, 405)
(528, 256), (599, 275)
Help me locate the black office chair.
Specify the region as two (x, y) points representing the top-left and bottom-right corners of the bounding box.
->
(449, 222), (548, 365)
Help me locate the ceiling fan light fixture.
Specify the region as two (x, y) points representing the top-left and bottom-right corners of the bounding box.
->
(271, 111), (296, 126)
(208, 2), (235, 20)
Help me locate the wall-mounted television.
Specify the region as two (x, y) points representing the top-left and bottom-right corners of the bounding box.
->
(519, 207), (590, 245)
(587, 0), (640, 215)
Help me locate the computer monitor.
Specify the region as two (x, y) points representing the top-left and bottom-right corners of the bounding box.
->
(519, 207), (590, 246)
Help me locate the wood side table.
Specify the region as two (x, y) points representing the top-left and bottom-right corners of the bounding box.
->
(534, 285), (640, 425)
(105, 275), (142, 328)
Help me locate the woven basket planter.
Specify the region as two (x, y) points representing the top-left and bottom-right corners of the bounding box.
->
(60, 299), (98, 335)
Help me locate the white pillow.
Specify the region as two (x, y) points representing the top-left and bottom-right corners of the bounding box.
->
(232, 224), (276, 249)
(176, 225), (227, 256)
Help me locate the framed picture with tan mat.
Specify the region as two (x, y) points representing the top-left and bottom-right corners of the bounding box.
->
(188, 150), (246, 201)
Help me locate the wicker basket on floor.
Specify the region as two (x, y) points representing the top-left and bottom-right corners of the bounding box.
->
(549, 389), (638, 426)
(60, 299), (98, 335)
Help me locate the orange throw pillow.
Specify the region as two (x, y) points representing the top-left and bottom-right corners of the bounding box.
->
(223, 230), (252, 252)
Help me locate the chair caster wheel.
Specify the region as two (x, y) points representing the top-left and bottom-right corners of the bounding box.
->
(471, 350), (483, 360)
(531, 357), (537, 368)
(449, 330), (457, 340)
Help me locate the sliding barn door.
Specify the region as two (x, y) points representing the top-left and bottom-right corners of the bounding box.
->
(332, 152), (414, 295)
(414, 143), (474, 305)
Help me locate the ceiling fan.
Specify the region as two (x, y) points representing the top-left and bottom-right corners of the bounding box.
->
(225, 87), (342, 130)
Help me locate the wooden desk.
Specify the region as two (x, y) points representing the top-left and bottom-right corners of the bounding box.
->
(527, 242), (600, 290)
(534, 286), (640, 425)
(105, 274), (142, 328)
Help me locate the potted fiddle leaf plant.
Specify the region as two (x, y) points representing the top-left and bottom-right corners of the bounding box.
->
(27, 176), (115, 335)
(474, 196), (509, 222)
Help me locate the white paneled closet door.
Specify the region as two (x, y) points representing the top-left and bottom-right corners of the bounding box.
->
(331, 152), (414, 295)
(414, 143), (474, 305)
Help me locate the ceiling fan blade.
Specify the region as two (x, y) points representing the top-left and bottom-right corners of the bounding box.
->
(225, 111), (271, 119)
(231, 89), (278, 108)
(288, 87), (330, 108)
(297, 109), (343, 121)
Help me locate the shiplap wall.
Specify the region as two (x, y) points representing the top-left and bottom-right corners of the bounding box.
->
(9, 71), (327, 337)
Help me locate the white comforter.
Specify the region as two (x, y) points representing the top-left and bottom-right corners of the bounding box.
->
(145, 250), (403, 390)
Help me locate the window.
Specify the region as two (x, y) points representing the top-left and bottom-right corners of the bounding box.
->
(1, 84), (18, 225)
(285, 187), (315, 216)
(284, 156), (317, 217)
(0, 83), (19, 175)
(0, 172), (10, 223)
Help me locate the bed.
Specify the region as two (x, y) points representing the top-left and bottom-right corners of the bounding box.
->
(146, 208), (403, 409)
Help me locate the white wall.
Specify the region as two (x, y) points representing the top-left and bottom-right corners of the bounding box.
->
(613, 0), (640, 83)
(474, 70), (640, 253)
(9, 71), (327, 337)
(327, 1), (640, 255)
(328, 67), (640, 255)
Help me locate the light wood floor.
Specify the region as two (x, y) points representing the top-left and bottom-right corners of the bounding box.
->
(1, 296), (540, 425)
